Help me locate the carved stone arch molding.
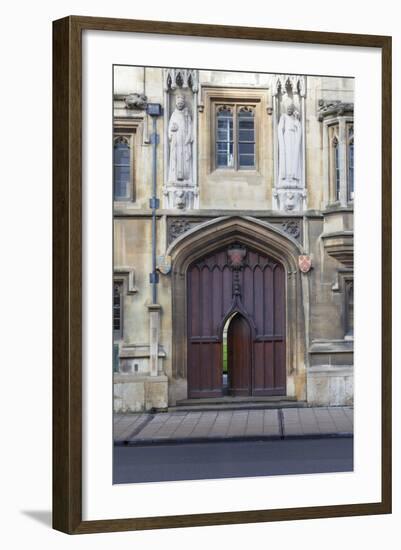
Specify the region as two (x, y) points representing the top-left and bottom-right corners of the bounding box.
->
(166, 215), (308, 404)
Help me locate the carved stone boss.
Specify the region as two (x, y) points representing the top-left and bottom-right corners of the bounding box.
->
(163, 69), (199, 210)
(272, 75), (307, 212)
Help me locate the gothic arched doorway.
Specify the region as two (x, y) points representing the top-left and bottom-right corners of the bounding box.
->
(227, 313), (252, 396)
(187, 244), (286, 398)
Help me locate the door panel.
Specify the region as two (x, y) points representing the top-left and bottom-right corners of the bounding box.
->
(187, 341), (222, 398)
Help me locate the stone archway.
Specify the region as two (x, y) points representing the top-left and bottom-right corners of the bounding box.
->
(166, 216), (307, 404)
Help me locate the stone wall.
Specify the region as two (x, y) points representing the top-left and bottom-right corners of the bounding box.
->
(113, 67), (354, 412)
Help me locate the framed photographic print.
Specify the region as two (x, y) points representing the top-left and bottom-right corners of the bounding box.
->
(53, 16), (392, 534)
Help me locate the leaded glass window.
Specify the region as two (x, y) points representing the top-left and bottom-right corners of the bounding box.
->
(326, 118), (354, 206)
(347, 124), (354, 201)
(216, 106), (234, 168)
(113, 136), (132, 200)
(334, 137), (340, 201)
(237, 107), (255, 169)
(113, 281), (123, 339)
(345, 280), (354, 337)
(215, 104), (256, 170)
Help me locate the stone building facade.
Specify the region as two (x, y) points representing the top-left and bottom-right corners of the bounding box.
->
(112, 66), (354, 412)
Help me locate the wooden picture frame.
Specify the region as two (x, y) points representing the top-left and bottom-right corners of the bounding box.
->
(53, 15), (392, 534)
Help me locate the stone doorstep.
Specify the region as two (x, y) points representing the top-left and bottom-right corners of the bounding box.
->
(168, 401), (308, 413)
(176, 396), (298, 405)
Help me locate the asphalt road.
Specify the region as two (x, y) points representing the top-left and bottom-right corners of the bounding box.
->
(113, 437), (353, 484)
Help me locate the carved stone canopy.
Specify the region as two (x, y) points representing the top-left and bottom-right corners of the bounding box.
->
(318, 100), (354, 121)
(272, 74), (306, 98)
(164, 68), (199, 92)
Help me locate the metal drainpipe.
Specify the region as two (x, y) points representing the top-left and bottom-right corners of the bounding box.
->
(149, 115), (159, 304)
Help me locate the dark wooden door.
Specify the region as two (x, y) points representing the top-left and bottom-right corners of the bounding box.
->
(187, 246), (286, 398)
(227, 315), (252, 396)
(243, 252), (286, 396)
(187, 251), (228, 398)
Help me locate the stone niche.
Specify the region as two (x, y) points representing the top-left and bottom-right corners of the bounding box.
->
(163, 68), (199, 210)
(272, 75), (307, 212)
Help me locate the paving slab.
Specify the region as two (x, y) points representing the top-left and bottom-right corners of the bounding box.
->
(263, 409), (281, 436)
(114, 406), (353, 445)
(114, 413), (152, 441)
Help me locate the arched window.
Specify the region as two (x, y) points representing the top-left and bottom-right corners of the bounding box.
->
(333, 136), (340, 201)
(347, 124), (354, 201)
(113, 136), (132, 200)
(345, 280), (354, 337)
(329, 125), (340, 203)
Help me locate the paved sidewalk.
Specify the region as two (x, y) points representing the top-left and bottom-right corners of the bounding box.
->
(114, 406), (353, 445)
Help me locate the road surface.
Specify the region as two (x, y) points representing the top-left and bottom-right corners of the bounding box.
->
(113, 437), (353, 484)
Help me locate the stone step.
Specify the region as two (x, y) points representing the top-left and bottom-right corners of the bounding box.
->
(169, 399), (307, 412)
(177, 395), (297, 405)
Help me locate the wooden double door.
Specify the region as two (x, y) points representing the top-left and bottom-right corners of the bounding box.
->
(187, 245), (286, 398)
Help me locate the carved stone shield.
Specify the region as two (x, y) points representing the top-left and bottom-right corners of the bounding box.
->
(298, 255), (312, 273)
(157, 255), (172, 275)
(228, 246), (246, 269)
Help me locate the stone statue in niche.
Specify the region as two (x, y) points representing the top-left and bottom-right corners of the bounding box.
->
(277, 103), (302, 186)
(168, 94), (193, 183)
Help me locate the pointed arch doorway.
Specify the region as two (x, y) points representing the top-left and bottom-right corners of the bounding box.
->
(226, 313), (252, 396)
(187, 244), (286, 399)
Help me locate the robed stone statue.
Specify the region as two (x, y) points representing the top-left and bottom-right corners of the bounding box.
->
(277, 103), (302, 185)
(168, 94), (193, 183)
